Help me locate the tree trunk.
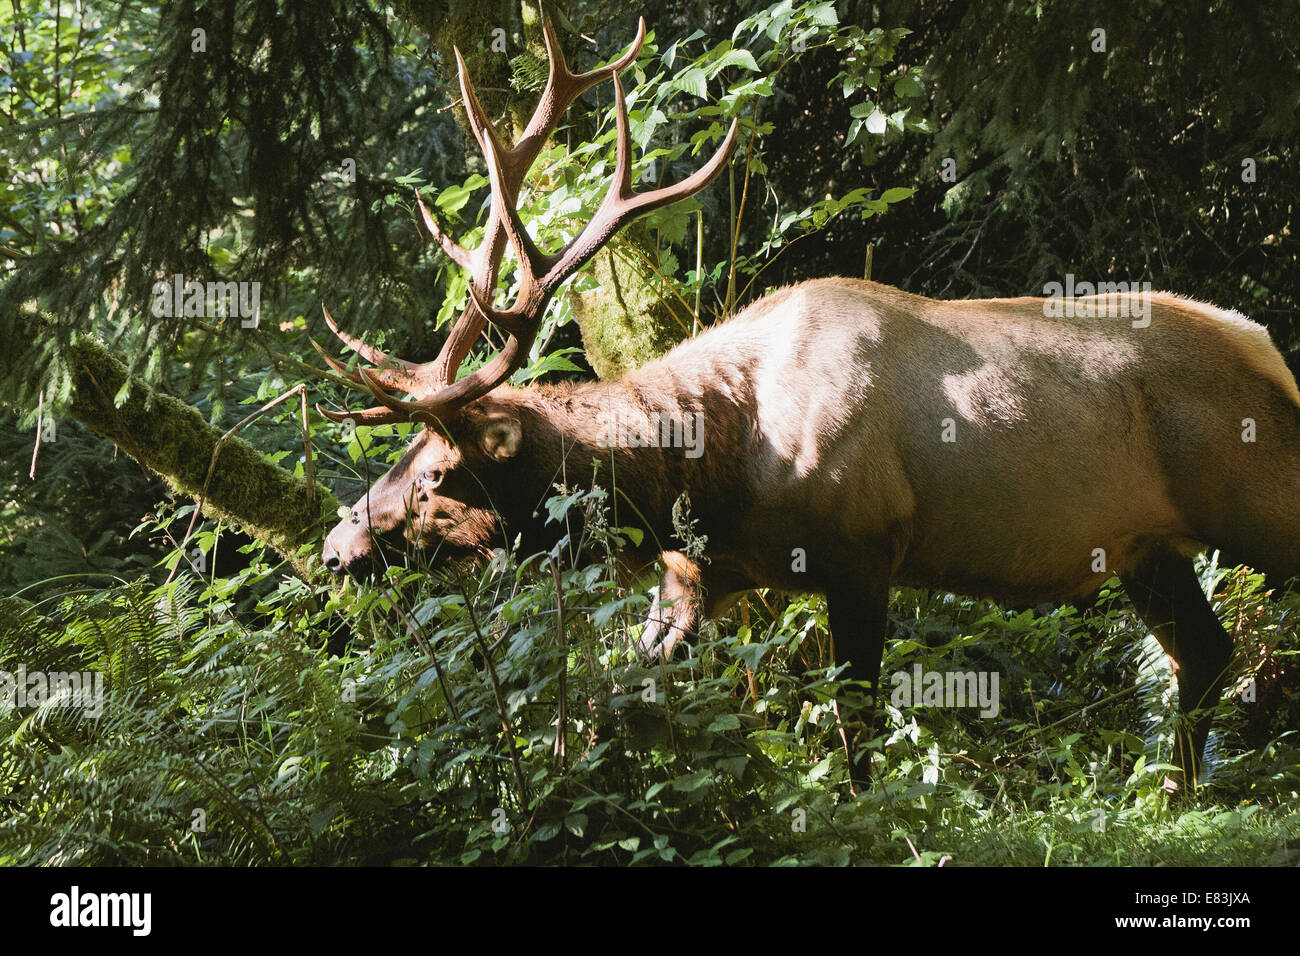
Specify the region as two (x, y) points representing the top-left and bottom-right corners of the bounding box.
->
(569, 245), (692, 380)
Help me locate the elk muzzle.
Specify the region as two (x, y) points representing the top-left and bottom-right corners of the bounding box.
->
(322, 512), (373, 574)
(322, 505), (407, 575)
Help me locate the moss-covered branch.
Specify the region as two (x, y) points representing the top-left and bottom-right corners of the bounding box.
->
(2, 304), (337, 579)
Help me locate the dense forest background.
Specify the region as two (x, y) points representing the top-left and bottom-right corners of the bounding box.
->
(0, 0), (1297, 865)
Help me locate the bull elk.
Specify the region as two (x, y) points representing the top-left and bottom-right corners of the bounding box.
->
(317, 17), (1300, 789)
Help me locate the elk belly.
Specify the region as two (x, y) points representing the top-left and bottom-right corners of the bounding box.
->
(897, 424), (1191, 602)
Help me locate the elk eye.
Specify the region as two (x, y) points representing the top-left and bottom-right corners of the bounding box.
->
(420, 469), (444, 488)
(349, 511), (360, 525)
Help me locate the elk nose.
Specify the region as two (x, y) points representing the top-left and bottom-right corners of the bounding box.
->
(322, 540), (343, 573)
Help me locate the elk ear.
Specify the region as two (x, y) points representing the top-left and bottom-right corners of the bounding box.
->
(479, 415), (522, 461)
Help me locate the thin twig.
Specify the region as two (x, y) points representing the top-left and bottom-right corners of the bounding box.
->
(379, 583), (460, 721)
(29, 388), (43, 479)
(724, 126), (757, 316)
(460, 574), (530, 806)
(171, 384), (317, 583)
(549, 550), (569, 769)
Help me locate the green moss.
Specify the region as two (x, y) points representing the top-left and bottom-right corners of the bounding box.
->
(2, 304), (337, 579)
(69, 339), (336, 574)
(569, 248), (691, 379)
(414, 0), (524, 140)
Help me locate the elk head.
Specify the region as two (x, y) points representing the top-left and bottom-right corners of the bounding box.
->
(317, 17), (737, 575)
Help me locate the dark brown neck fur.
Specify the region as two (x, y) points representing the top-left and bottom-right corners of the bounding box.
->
(473, 372), (755, 566)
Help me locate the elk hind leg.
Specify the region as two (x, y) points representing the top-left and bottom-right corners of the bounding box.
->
(826, 572), (892, 789)
(1120, 549), (1234, 789)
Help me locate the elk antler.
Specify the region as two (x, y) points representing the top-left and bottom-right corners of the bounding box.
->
(316, 16), (738, 428)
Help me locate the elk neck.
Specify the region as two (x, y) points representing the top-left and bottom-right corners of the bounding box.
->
(475, 367), (756, 561)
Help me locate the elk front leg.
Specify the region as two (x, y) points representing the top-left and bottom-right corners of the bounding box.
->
(826, 571), (892, 789)
(639, 552), (701, 661)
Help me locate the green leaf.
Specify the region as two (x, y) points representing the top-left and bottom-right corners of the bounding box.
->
(731, 641), (769, 670)
(671, 769), (713, 792)
(515, 348), (582, 384)
(708, 713), (742, 732)
(808, 755), (833, 781)
(894, 73), (924, 97)
(434, 185), (471, 215)
(543, 490), (584, 524)
(806, 2), (839, 26)
(671, 68), (708, 99)
(533, 822), (561, 842)
(709, 49), (760, 76)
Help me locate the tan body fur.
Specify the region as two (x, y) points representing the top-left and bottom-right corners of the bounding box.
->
(683, 281), (1288, 585)
(494, 279), (1299, 608)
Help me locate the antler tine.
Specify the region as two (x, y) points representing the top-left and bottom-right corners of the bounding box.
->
(454, 48), (510, 172)
(313, 363), (430, 426)
(357, 366), (418, 409)
(424, 17), (649, 393)
(311, 337), (424, 394)
(316, 303), (436, 424)
(541, 73), (739, 296)
(311, 337), (365, 383)
(513, 16), (647, 159)
(414, 190), (473, 270)
(315, 401), (411, 426)
(322, 303), (420, 375)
